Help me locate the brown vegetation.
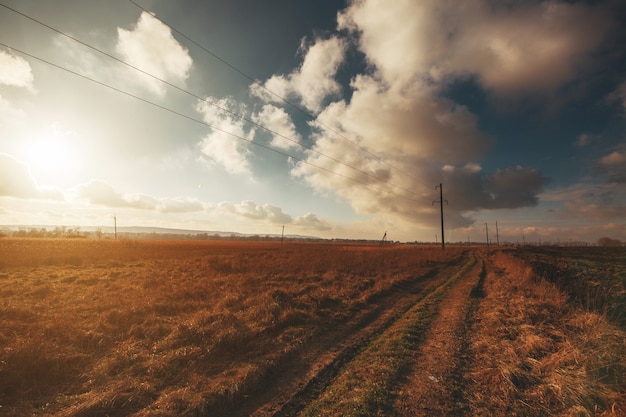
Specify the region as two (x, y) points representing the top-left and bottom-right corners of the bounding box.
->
(0, 239), (624, 416)
(0, 239), (460, 416)
(467, 250), (626, 416)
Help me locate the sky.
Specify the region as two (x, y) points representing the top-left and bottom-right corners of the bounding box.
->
(1, 0), (625, 243)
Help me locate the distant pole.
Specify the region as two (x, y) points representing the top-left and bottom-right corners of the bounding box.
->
(496, 221), (500, 246)
(438, 184), (444, 250)
(113, 214), (117, 240)
(433, 183), (447, 250)
(485, 222), (489, 248)
(281, 225), (285, 246)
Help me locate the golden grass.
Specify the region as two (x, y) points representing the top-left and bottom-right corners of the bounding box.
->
(468, 250), (626, 416)
(0, 238), (462, 417)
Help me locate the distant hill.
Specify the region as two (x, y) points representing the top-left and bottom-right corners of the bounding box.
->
(0, 224), (322, 240)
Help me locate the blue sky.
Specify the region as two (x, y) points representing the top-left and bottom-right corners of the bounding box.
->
(1, 0), (625, 243)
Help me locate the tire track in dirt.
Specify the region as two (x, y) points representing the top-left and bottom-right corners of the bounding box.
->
(230, 252), (474, 417)
(391, 253), (485, 416)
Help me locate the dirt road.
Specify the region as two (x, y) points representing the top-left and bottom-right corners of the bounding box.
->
(391, 255), (484, 416)
(229, 251), (484, 417)
(225, 249), (624, 417)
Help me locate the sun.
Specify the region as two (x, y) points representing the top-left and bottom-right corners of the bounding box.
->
(24, 130), (80, 183)
(28, 136), (72, 172)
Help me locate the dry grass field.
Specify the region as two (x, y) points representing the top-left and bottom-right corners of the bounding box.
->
(0, 238), (624, 416)
(466, 249), (626, 416)
(0, 238), (460, 416)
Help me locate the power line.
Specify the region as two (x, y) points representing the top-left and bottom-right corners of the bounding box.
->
(0, 2), (432, 203)
(0, 41), (430, 206)
(127, 0), (434, 193)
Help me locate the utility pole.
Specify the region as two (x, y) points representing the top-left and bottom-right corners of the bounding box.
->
(485, 222), (489, 248)
(495, 221), (500, 246)
(113, 213), (117, 240)
(281, 225), (285, 246)
(433, 183), (447, 250)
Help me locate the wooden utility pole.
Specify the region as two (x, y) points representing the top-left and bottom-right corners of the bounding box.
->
(281, 225), (285, 246)
(485, 222), (489, 247)
(496, 221), (500, 246)
(433, 183), (447, 250)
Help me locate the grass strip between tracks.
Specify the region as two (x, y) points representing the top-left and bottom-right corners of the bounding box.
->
(300, 252), (477, 417)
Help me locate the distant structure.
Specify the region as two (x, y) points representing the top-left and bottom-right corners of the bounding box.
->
(380, 231), (387, 246)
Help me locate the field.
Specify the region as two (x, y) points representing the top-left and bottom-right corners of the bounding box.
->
(0, 239), (624, 416)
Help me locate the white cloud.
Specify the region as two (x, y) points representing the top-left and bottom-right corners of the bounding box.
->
(215, 200), (335, 231)
(196, 97), (254, 175)
(222, 200), (292, 224)
(600, 151), (626, 167)
(293, 213), (333, 231)
(116, 12), (193, 97)
(0, 94), (27, 132)
(198, 130), (252, 175)
(339, 0), (614, 94)
(250, 37), (346, 113)
(75, 179), (203, 212)
(597, 150), (626, 183)
(76, 179), (157, 209)
(158, 197), (204, 213)
(0, 49), (34, 91)
(0, 154), (63, 200)
(290, 73), (513, 227)
(279, 0), (612, 230)
(252, 104), (301, 150)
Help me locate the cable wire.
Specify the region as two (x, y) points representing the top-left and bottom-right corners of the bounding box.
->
(127, 0), (434, 192)
(0, 2), (432, 202)
(0, 41), (430, 206)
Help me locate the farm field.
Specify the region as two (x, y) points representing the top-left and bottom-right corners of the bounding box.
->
(0, 239), (624, 416)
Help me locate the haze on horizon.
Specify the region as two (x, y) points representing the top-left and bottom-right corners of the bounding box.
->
(1, 0), (625, 243)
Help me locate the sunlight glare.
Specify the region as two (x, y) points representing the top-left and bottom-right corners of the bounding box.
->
(23, 130), (82, 185)
(29, 137), (71, 172)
